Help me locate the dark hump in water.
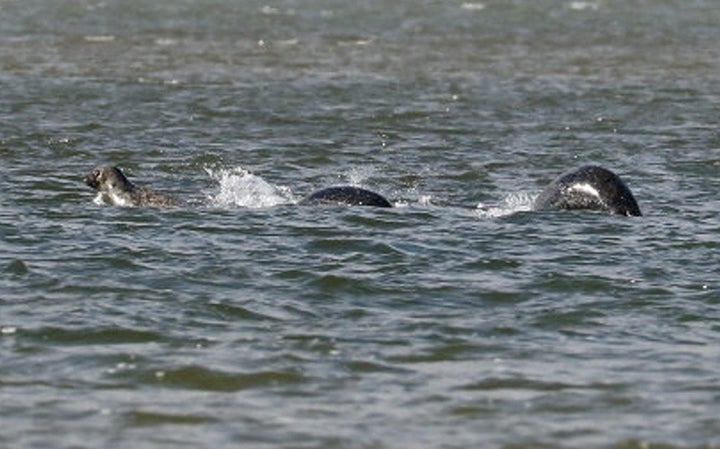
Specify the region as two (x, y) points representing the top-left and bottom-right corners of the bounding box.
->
(299, 186), (392, 207)
(533, 165), (642, 216)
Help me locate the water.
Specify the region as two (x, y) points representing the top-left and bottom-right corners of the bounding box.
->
(2, 1), (720, 448)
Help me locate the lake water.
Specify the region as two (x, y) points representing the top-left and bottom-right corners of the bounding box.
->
(1, 1), (720, 448)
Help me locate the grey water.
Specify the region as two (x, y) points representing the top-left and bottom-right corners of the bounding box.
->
(2, 0), (720, 448)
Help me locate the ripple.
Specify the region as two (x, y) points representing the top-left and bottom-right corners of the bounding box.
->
(460, 377), (622, 392)
(124, 410), (218, 427)
(24, 327), (166, 345)
(205, 301), (283, 322)
(152, 365), (307, 392)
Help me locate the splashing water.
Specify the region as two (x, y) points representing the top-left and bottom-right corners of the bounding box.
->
(205, 166), (295, 208)
(344, 166), (377, 186)
(475, 191), (537, 218)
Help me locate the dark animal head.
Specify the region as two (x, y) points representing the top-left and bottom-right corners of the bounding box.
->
(84, 166), (133, 192)
(534, 165), (642, 216)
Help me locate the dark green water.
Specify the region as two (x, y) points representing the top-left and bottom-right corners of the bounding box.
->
(2, 1), (720, 448)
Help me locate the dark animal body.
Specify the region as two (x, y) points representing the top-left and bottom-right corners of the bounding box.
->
(533, 165), (642, 216)
(84, 166), (177, 208)
(83, 164), (641, 216)
(299, 186), (393, 207)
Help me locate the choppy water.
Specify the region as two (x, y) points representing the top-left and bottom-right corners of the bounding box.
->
(2, 1), (720, 448)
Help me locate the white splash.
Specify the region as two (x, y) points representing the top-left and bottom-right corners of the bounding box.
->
(205, 166), (294, 208)
(418, 195), (434, 206)
(260, 5), (280, 15)
(475, 192), (536, 218)
(344, 167), (375, 186)
(568, 1), (599, 11)
(83, 35), (115, 43)
(461, 3), (486, 11)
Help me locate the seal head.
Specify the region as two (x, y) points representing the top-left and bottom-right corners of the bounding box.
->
(533, 165), (641, 216)
(84, 165), (177, 207)
(299, 186), (392, 207)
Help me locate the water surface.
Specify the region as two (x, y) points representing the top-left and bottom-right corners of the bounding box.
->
(1, 1), (720, 448)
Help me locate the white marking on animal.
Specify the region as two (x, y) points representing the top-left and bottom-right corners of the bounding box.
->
(567, 182), (600, 198)
(109, 191), (133, 207)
